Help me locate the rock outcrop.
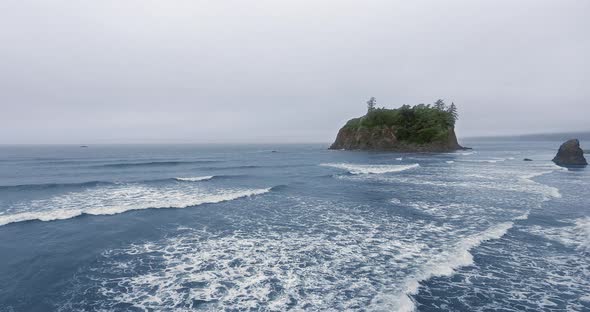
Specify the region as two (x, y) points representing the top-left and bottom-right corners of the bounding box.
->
(329, 126), (463, 152)
(552, 139), (588, 166)
(330, 102), (465, 152)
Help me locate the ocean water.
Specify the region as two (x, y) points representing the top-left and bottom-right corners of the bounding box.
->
(0, 141), (588, 311)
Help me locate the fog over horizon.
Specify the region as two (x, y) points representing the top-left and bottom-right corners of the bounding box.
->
(1, 0), (589, 144)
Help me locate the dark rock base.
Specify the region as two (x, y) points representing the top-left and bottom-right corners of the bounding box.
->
(552, 139), (588, 166)
(329, 126), (464, 152)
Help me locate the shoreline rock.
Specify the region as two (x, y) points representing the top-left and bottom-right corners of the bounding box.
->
(552, 139), (588, 167)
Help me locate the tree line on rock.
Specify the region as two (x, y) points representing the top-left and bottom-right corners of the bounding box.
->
(346, 98), (459, 144)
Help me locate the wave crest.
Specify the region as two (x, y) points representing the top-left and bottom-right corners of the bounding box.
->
(375, 222), (514, 312)
(320, 163), (420, 175)
(174, 176), (214, 182)
(0, 186), (271, 227)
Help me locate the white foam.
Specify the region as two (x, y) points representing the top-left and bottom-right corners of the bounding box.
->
(519, 170), (553, 180)
(0, 185), (270, 226)
(529, 217), (590, 251)
(321, 163), (419, 175)
(457, 157), (508, 163)
(446, 160), (454, 164)
(390, 198), (401, 204)
(483, 159), (504, 163)
(0, 209), (84, 225)
(45, 152), (575, 311)
(60, 181), (560, 312)
(370, 164), (563, 202)
(377, 222), (514, 312)
(575, 217), (590, 250)
(514, 211), (530, 220)
(519, 171), (562, 200)
(174, 176), (214, 182)
(63, 200), (442, 311)
(461, 219), (590, 311)
(62, 197), (496, 311)
(396, 157), (403, 161)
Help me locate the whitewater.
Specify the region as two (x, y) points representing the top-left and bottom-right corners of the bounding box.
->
(0, 142), (588, 312)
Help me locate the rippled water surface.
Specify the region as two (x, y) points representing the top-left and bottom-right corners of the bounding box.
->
(0, 141), (588, 311)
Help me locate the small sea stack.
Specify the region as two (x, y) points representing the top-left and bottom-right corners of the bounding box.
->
(552, 139), (588, 167)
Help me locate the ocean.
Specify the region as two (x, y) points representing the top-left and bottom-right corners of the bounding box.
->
(0, 140), (588, 311)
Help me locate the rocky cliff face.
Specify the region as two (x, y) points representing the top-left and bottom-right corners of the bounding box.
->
(552, 139), (588, 166)
(329, 125), (463, 152)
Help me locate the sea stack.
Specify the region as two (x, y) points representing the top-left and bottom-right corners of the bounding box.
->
(330, 100), (464, 152)
(552, 139), (588, 166)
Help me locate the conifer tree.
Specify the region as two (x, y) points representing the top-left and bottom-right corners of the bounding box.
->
(448, 102), (458, 124)
(434, 99), (446, 110)
(367, 97), (376, 113)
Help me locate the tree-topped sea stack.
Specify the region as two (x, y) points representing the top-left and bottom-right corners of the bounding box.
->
(330, 99), (464, 152)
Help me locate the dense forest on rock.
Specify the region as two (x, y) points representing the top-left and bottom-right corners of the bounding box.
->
(341, 99), (458, 144)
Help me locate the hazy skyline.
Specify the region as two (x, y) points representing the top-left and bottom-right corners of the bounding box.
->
(1, 0), (589, 144)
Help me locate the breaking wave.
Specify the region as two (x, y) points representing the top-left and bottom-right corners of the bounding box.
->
(519, 171), (562, 200)
(53, 158), (569, 312)
(0, 186), (271, 227)
(529, 217), (590, 251)
(458, 158), (508, 163)
(174, 176), (214, 182)
(377, 222), (515, 312)
(320, 163), (420, 175)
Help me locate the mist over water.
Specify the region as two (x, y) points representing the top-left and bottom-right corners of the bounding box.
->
(0, 141), (588, 311)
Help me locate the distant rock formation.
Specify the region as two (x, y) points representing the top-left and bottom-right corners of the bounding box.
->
(552, 139), (587, 166)
(329, 102), (464, 152)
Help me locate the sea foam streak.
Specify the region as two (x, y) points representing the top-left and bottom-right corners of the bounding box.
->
(379, 166), (564, 311)
(458, 158), (507, 163)
(60, 198), (465, 311)
(174, 176), (214, 182)
(529, 217), (590, 251)
(321, 163), (419, 175)
(0, 185), (270, 226)
(378, 222), (515, 312)
(58, 159), (561, 312)
(519, 170), (562, 200)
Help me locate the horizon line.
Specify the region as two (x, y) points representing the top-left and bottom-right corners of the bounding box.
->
(1, 130), (589, 145)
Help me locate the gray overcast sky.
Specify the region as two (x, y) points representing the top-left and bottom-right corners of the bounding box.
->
(1, 0), (589, 144)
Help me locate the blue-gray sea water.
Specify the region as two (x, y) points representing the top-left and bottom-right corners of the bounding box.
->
(0, 140), (588, 311)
